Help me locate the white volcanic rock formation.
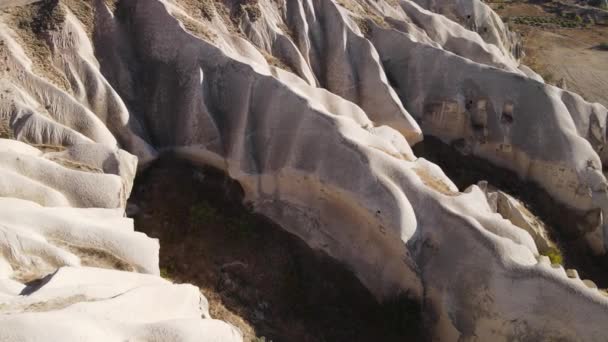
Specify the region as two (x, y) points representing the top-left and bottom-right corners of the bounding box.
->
(411, 0), (523, 61)
(0, 267), (241, 341)
(0, 0), (607, 341)
(0, 1), (240, 339)
(475, 180), (557, 253)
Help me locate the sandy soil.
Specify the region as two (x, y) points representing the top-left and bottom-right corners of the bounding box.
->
(493, 2), (608, 107)
(523, 25), (608, 106)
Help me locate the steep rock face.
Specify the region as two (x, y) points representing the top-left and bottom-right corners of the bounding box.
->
(150, 0), (608, 256)
(112, 0), (608, 340)
(0, 0), (607, 341)
(411, 0), (523, 60)
(0, 3), (156, 163)
(370, 25), (608, 253)
(0, 2), (241, 341)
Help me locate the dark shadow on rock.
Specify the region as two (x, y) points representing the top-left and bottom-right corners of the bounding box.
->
(19, 271), (56, 296)
(413, 135), (608, 288)
(129, 155), (425, 342)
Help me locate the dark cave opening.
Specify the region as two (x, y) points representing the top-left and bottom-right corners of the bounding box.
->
(413, 135), (608, 289)
(128, 155), (424, 342)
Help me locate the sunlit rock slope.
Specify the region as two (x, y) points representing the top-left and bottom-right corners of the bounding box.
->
(1, 0), (608, 341)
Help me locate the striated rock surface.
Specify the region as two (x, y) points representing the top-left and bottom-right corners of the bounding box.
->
(0, 0), (607, 341)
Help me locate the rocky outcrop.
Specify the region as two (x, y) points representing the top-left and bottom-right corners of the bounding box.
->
(0, 267), (241, 341)
(412, 0), (524, 60)
(0, 2), (240, 340)
(1, 0), (607, 341)
(475, 181), (557, 253)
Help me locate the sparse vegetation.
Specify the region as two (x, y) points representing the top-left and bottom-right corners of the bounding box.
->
(260, 50), (295, 73)
(541, 247), (564, 265)
(160, 267), (172, 279)
(413, 167), (458, 196)
(48, 157), (104, 173)
(240, 3), (261, 22)
(22, 0), (65, 34)
(174, 11), (217, 41)
(190, 200), (257, 239)
(62, 0), (95, 36)
(132, 159), (423, 342)
(6, 0), (70, 90)
(200, 0), (215, 20)
(542, 71), (556, 84)
(588, 0), (608, 9)
(354, 17), (372, 37)
(511, 15), (585, 28)
(0, 119), (14, 139)
(190, 202), (220, 225)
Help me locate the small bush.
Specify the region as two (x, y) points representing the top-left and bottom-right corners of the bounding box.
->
(542, 247), (564, 265)
(160, 267), (171, 279)
(189, 201), (257, 238)
(190, 202), (219, 225)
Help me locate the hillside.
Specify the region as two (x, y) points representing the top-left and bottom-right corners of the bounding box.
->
(0, 0), (608, 341)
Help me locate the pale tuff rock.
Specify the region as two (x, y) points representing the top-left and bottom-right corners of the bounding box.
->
(411, 0), (523, 60)
(366, 18), (608, 255)
(0, 0), (607, 341)
(474, 181), (557, 253)
(0, 140), (242, 340)
(0, 267), (242, 342)
(0, 196), (156, 279)
(0, 3), (237, 335)
(0, 6), (157, 164)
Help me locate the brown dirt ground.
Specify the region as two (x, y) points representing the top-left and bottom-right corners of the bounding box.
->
(493, 2), (608, 107)
(129, 156), (423, 342)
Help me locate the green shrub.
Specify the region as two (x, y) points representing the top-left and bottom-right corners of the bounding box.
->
(190, 202), (219, 225)
(160, 267), (171, 279)
(227, 216), (251, 234)
(542, 247), (564, 265)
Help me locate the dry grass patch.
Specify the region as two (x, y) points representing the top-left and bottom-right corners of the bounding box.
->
(31, 143), (66, 152)
(0, 119), (14, 139)
(48, 156), (104, 173)
(5, 0), (70, 91)
(260, 49), (295, 73)
(236, 1), (261, 23)
(61, 0), (95, 36)
(174, 0), (216, 21)
(52, 239), (135, 272)
(413, 167), (458, 196)
(174, 11), (217, 42)
(103, 0), (119, 13)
